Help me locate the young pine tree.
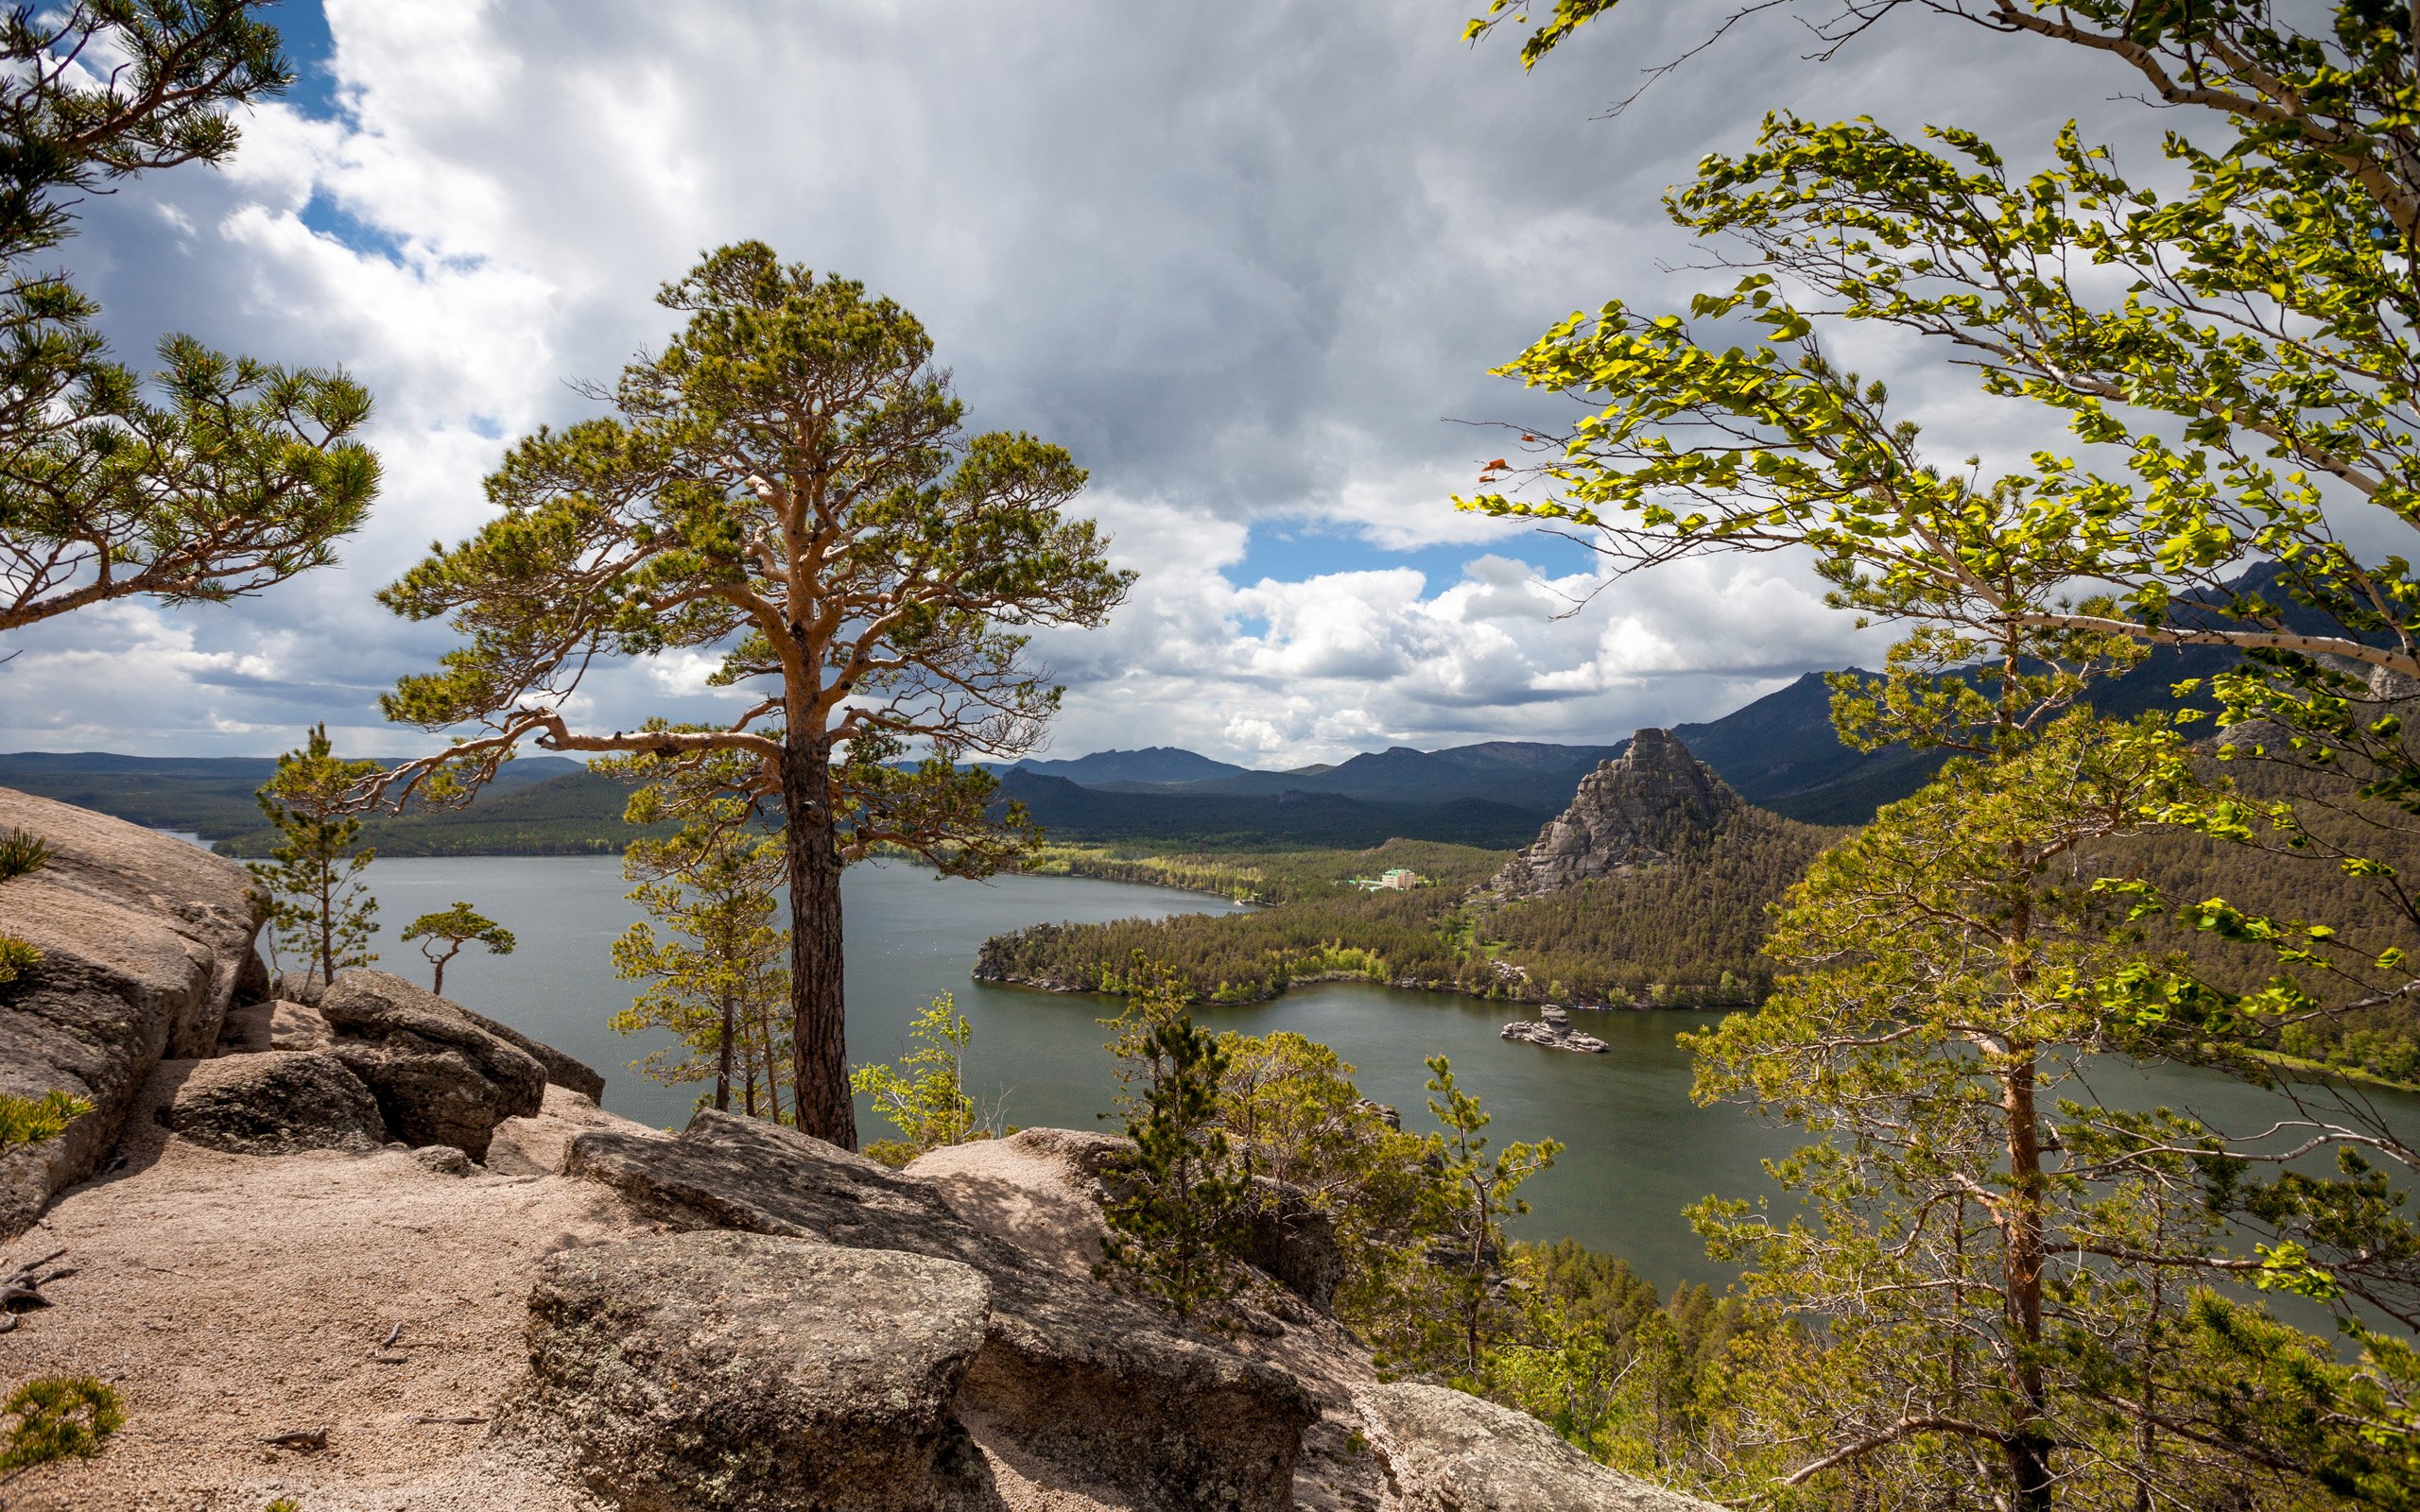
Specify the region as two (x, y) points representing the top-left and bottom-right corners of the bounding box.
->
(1422, 1055), (1561, 1379)
(249, 723), (379, 984)
(401, 902), (513, 997)
(852, 994), (989, 1167)
(608, 755), (790, 1119)
(1099, 959), (1251, 1324)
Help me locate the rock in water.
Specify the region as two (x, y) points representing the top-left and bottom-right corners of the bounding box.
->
(319, 971), (545, 1160)
(517, 1231), (998, 1512)
(1499, 1006), (1609, 1054)
(565, 1108), (1317, 1512)
(157, 1052), (385, 1155)
(0, 786), (267, 1236)
(1360, 1383), (1717, 1510)
(1484, 729), (1739, 900)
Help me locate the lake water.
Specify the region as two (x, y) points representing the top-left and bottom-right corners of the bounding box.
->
(332, 852), (2420, 1296)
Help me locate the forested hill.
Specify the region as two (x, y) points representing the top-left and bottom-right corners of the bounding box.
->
(0, 752), (585, 844)
(978, 733), (1833, 1007)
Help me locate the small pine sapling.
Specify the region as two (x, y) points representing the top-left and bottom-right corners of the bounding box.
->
(401, 902), (515, 996)
(1098, 958), (1252, 1323)
(853, 993), (992, 1166)
(0, 833), (48, 988)
(0, 935), (37, 988)
(0, 1375), (122, 1472)
(249, 724), (381, 983)
(0, 1091), (91, 1150)
(0, 830), (48, 882)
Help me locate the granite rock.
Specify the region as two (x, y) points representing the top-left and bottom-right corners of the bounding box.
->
(516, 1230), (999, 1512)
(1484, 730), (1738, 900)
(1359, 1383), (1717, 1511)
(319, 970), (545, 1160)
(155, 1051), (384, 1156)
(0, 786), (266, 1234)
(565, 1109), (1318, 1512)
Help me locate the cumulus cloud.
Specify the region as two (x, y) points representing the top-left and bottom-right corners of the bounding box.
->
(0, 0), (2108, 764)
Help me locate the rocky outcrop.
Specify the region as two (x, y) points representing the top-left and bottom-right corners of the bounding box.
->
(1484, 729), (1738, 900)
(0, 785), (266, 1235)
(1360, 1383), (1714, 1511)
(1499, 1004), (1609, 1054)
(320, 971), (545, 1160)
(563, 1108), (1319, 1512)
(450, 1000), (606, 1101)
(155, 1051), (385, 1155)
(518, 1231), (998, 1512)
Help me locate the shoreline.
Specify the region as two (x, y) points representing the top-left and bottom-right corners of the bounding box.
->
(970, 963), (1754, 1014)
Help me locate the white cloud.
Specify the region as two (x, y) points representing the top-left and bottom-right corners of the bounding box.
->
(0, 0), (2103, 765)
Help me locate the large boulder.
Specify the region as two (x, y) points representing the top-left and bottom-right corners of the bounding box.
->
(1358, 1383), (1717, 1511)
(912, 1131), (1344, 1314)
(0, 787), (265, 1235)
(319, 971), (544, 1160)
(566, 1110), (1318, 1512)
(155, 1051), (385, 1155)
(449, 1001), (606, 1100)
(515, 1231), (998, 1512)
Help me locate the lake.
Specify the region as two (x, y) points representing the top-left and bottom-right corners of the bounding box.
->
(335, 852), (2420, 1296)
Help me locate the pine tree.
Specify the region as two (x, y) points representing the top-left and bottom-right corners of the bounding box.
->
(249, 724), (379, 984)
(852, 993), (988, 1166)
(608, 754), (788, 1118)
(1098, 959), (1251, 1323)
(373, 243), (1131, 1147)
(400, 902), (514, 996)
(1423, 1055), (1560, 1378)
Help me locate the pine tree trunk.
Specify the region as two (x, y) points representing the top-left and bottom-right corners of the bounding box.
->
(715, 988), (735, 1112)
(781, 729), (856, 1148)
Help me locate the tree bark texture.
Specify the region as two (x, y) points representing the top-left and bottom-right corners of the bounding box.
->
(782, 730), (856, 1149)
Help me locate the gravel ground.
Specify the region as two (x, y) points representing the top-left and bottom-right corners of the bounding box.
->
(0, 1079), (1150, 1512)
(0, 1074), (646, 1512)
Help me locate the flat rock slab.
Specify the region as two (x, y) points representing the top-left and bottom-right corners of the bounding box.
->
(567, 1109), (1317, 1512)
(517, 1231), (996, 1512)
(1359, 1383), (1717, 1512)
(156, 1051), (384, 1155)
(0, 786), (266, 1235)
(320, 971), (545, 1160)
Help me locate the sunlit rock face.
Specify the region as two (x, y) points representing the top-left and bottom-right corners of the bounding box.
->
(1484, 729), (1739, 900)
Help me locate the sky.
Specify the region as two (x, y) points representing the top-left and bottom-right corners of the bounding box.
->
(0, 1), (2120, 765)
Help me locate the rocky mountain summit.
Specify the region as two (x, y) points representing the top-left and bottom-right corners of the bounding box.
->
(0, 784), (1713, 1511)
(1482, 728), (1740, 901)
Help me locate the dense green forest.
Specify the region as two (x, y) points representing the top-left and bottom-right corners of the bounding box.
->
(211, 770), (660, 856)
(977, 812), (1834, 1006)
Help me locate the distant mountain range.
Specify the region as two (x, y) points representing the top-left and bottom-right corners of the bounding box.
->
(0, 632), (2236, 853)
(0, 752), (587, 843)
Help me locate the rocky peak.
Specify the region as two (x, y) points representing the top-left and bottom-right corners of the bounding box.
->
(1483, 729), (1739, 900)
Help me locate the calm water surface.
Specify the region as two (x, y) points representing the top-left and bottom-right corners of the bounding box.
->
(348, 853), (2420, 1295)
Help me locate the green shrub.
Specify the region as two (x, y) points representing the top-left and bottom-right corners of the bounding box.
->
(0, 1091), (89, 1151)
(0, 1375), (122, 1471)
(0, 830), (46, 884)
(0, 934), (37, 988)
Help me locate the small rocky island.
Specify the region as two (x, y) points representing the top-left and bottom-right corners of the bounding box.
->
(1501, 1004), (1609, 1054)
